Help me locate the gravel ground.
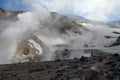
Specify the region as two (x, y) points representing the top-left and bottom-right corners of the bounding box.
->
(0, 53), (120, 80)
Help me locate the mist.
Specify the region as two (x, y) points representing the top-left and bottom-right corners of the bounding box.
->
(0, 6), (52, 63)
(0, 0), (120, 64)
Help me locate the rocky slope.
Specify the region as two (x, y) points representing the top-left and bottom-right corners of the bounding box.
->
(0, 53), (120, 80)
(0, 8), (120, 63)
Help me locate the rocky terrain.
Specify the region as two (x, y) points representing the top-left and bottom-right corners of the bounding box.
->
(0, 53), (120, 80)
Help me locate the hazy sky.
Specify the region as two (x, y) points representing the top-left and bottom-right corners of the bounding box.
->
(0, 0), (120, 21)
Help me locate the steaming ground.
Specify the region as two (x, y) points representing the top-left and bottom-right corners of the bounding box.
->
(0, 8), (120, 64)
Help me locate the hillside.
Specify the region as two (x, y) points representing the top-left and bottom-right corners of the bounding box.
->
(0, 8), (120, 80)
(0, 8), (120, 63)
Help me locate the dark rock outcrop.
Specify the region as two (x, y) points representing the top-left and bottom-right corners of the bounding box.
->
(109, 36), (120, 47)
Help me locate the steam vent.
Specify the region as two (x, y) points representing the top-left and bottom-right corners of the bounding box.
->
(0, 8), (120, 80)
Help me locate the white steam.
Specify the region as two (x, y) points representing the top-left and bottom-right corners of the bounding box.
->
(0, 0), (120, 64)
(0, 6), (52, 64)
